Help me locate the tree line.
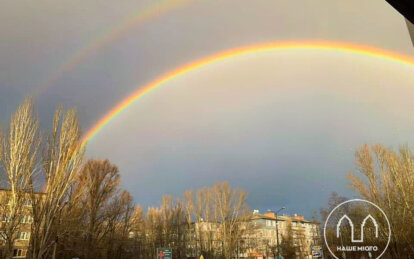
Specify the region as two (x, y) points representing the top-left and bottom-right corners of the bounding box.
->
(1, 98), (413, 259)
(321, 144), (414, 258)
(0, 98), (255, 259)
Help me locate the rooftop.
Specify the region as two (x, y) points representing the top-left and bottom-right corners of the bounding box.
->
(251, 209), (318, 224)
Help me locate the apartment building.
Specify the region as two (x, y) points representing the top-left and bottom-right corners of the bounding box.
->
(242, 210), (321, 259)
(0, 189), (36, 259)
(183, 210), (321, 259)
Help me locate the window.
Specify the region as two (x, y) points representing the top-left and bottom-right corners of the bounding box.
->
(13, 249), (27, 258)
(266, 220), (272, 227)
(2, 213), (10, 222)
(13, 249), (22, 257)
(20, 215), (32, 224)
(17, 232), (30, 240)
(23, 199), (31, 206)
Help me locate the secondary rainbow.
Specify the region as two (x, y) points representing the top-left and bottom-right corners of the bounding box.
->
(81, 41), (414, 147)
(36, 0), (192, 96)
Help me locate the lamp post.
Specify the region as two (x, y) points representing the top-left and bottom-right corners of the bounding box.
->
(275, 206), (285, 259)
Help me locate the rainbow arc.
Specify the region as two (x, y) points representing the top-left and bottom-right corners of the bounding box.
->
(37, 0), (191, 95)
(81, 41), (414, 147)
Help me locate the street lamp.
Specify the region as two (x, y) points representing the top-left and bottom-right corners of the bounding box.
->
(275, 206), (285, 259)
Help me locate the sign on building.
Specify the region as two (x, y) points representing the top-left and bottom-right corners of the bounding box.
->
(156, 248), (172, 259)
(311, 245), (324, 258)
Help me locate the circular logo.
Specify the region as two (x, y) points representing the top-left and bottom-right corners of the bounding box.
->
(323, 199), (391, 259)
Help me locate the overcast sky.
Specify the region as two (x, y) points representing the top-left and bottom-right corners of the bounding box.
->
(1, 0), (414, 216)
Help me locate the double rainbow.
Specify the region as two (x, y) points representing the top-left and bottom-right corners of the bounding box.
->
(81, 41), (414, 147)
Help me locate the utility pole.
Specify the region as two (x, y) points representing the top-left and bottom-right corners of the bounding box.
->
(275, 207), (285, 259)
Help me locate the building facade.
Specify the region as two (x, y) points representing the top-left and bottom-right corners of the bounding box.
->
(0, 189), (36, 259)
(241, 210), (321, 259)
(184, 210), (321, 259)
(1, 188), (321, 259)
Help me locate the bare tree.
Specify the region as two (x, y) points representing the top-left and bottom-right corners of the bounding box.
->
(280, 217), (296, 259)
(181, 182), (252, 259)
(347, 144), (414, 257)
(0, 98), (40, 259)
(129, 205), (146, 258)
(296, 222), (309, 258)
(29, 106), (84, 259)
(160, 195), (187, 257)
(104, 190), (135, 259)
(53, 160), (136, 259)
(184, 187), (216, 257)
(75, 159), (120, 259)
(211, 182), (250, 259)
(183, 190), (195, 256)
